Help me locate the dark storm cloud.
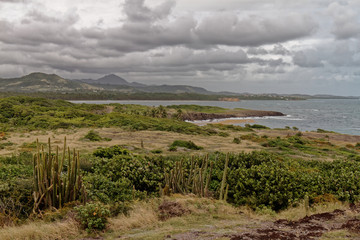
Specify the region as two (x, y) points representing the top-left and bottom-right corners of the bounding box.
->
(1, 0), (359, 95)
(95, 0), (318, 53)
(195, 12), (318, 46)
(271, 44), (290, 55)
(0, 10), (82, 46)
(123, 0), (175, 22)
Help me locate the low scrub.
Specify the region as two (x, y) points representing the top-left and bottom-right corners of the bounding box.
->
(169, 140), (203, 150)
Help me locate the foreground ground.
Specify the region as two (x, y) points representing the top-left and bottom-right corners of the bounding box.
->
(2, 195), (360, 240)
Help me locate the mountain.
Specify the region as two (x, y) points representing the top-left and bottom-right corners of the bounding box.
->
(74, 74), (146, 87)
(92, 74), (129, 85)
(136, 84), (211, 94)
(0, 73), (103, 92)
(71, 74), (213, 94)
(0, 72), (215, 95)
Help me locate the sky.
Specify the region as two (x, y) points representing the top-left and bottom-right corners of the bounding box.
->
(0, 0), (360, 95)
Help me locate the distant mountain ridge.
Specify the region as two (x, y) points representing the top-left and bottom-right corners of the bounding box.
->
(0, 72), (358, 99)
(71, 74), (216, 94)
(0, 72), (101, 92)
(0, 72), (217, 95)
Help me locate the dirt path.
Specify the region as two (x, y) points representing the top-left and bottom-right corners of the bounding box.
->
(167, 206), (360, 240)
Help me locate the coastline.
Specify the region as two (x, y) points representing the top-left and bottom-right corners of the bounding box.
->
(181, 110), (285, 122)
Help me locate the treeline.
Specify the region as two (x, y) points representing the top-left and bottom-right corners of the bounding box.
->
(0, 91), (304, 101)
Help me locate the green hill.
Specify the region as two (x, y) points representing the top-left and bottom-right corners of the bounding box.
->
(0, 72), (102, 92)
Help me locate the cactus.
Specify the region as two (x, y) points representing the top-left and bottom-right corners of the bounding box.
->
(219, 153), (229, 201)
(33, 137), (86, 213)
(304, 194), (310, 216)
(164, 155), (213, 197)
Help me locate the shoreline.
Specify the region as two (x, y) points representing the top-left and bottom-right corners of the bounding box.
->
(181, 110), (285, 122)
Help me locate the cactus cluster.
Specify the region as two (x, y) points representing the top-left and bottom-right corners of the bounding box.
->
(33, 137), (86, 213)
(164, 155), (213, 197)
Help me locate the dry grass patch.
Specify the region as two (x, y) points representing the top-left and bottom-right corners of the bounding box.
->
(109, 200), (159, 232)
(0, 219), (80, 240)
(275, 201), (349, 221)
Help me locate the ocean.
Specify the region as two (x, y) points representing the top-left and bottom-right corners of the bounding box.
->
(71, 99), (360, 136)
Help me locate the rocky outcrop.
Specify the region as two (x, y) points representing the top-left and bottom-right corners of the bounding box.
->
(182, 110), (284, 121)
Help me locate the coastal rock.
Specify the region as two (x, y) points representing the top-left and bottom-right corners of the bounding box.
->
(182, 110), (284, 121)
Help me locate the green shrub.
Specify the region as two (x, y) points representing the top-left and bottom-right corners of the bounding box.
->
(317, 128), (334, 133)
(75, 202), (110, 231)
(170, 140), (203, 150)
(93, 145), (130, 159)
(233, 138), (241, 144)
(151, 149), (163, 154)
(83, 130), (111, 142)
(168, 146), (177, 152)
(245, 124), (269, 129)
(218, 131), (230, 137)
(84, 130), (102, 141)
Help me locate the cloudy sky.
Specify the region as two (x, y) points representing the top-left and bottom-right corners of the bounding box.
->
(0, 0), (360, 95)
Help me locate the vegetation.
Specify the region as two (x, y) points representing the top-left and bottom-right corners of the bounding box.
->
(75, 202), (110, 231)
(32, 138), (86, 213)
(1, 97), (360, 239)
(83, 130), (111, 142)
(0, 96), (224, 136)
(169, 140), (203, 150)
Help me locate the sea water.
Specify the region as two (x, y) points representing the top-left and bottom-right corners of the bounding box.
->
(71, 99), (360, 135)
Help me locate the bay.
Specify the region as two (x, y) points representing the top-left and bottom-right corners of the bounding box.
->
(70, 99), (360, 136)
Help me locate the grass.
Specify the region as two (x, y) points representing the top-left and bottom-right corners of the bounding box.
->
(0, 195), (358, 240)
(0, 219), (81, 240)
(105, 196), (242, 240)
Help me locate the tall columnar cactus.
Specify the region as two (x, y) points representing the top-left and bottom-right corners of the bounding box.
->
(219, 153), (229, 201)
(33, 137), (86, 213)
(164, 154), (212, 197)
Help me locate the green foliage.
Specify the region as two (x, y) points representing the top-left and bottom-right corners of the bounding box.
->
(211, 124), (254, 132)
(151, 149), (163, 154)
(83, 130), (111, 142)
(0, 96), (218, 136)
(75, 202), (110, 231)
(218, 132), (230, 137)
(0, 141), (14, 149)
(239, 133), (266, 143)
(245, 124), (269, 129)
(93, 145), (131, 159)
(166, 105), (228, 113)
(170, 140), (203, 150)
(84, 174), (134, 203)
(0, 152), (34, 222)
(317, 128), (334, 133)
(168, 146), (177, 152)
(84, 130), (102, 141)
(86, 146), (173, 201)
(233, 137), (241, 144)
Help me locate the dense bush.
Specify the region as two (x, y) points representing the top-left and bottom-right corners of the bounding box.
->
(75, 202), (110, 231)
(0, 152), (34, 222)
(83, 130), (111, 142)
(85, 146), (174, 201)
(170, 140), (203, 150)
